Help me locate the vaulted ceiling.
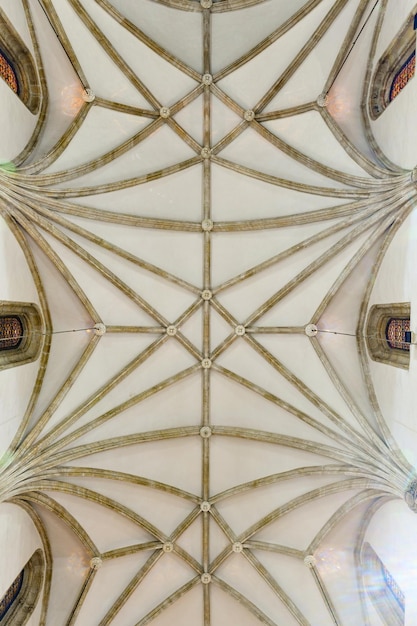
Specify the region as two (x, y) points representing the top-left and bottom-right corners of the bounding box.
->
(1, 0), (417, 624)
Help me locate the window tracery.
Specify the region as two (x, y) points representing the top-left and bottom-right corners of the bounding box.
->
(0, 50), (18, 94)
(366, 303), (411, 369)
(389, 51), (416, 102)
(369, 11), (416, 119)
(0, 303), (42, 370)
(361, 542), (405, 626)
(0, 10), (40, 114)
(0, 317), (23, 351)
(385, 317), (411, 351)
(0, 570), (23, 621)
(0, 550), (44, 625)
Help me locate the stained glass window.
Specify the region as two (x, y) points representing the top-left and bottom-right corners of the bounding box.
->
(0, 316), (23, 351)
(389, 51), (416, 101)
(362, 542), (405, 625)
(0, 570), (24, 621)
(382, 559), (405, 613)
(0, 50), (17, 94)
(386, 318), (411, 351)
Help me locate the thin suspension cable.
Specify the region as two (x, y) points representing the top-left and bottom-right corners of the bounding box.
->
(317, 328), (414, 347)
(0, 327), (97, 343)
(327, 0), (381, 91)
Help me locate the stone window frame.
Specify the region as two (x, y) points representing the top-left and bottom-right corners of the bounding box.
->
(0, 10), (40, 114)
(369, 10), (416, 120)
(0, 302), (43, 371)
(361, 542), (405, 626)
(0, 550), (45, 625)
(366, 303), (411, 370)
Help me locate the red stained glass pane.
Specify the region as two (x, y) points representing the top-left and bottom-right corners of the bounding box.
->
(0, 51), (18, 94)
(0, 316), (23, 350)
(386, 318), (410, 351)
(390, 52), (415, 101)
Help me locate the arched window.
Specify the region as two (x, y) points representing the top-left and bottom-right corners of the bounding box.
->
(0, 317), (24, 351)
(0, 303), (42, 370)
(0, 550), (45, 625)
(361, 543), (405, 626)
(0, 10), (40, 114)
(366, 303), (411, 369)
(369, 11), (416, 119)
(385, 318), (411, 351)
(0, 50), (18, 94)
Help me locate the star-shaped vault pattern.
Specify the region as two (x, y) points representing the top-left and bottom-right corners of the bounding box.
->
(0, 0), (416, 624)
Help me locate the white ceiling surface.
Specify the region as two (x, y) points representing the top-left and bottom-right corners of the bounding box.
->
(0, 0), (416, 625)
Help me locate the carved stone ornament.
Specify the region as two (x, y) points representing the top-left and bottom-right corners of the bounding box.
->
(202, 74), (213, 86)
(405, 479), (417, 512)
(316, 93), (328, 108)
(82, 88), (95, 103)
(305, 323), (318, 337)
(304, 555), (317, 568)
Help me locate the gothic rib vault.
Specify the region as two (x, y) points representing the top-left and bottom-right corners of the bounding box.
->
(0, 0), (417, 624)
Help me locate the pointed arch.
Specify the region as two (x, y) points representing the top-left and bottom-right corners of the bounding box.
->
(0, 302), (43, 370)
(369, 10), (416, 119)
(0, 10), (40, 114)
(0, 550), (45, 625)
(366, 303), (411, 369)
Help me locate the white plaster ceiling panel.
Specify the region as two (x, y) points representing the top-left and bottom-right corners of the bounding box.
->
(216, 0), (335, 109)
(64, 221), (203, 286)
(43, 107), (153, 174)
(0, 0), (417, 625)
(326, 5), (380, 163)
(106, 0), (204, 73)
(262, 0), (364, 112)
(210, 164), (351, 221)
(264, 112), (374, 178)
(80, 0), (199, 107)
(210, 219), (351, 285)
(70, 166), (202, 221)
(51, 124), (197, 190)
(210, 0), (315, 73)
(174, 94), (205, 145)
(46, 0), (153, 109)
(218, 127), (350, 189)
(210, 370), (337, 447)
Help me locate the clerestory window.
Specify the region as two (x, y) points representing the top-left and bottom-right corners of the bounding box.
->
(369, 11), (416, 119)
(385, 317), (411, 351)
(0, 10), (40, 114)
(361, 542), (405, 626)
(0, 316), (24, 351)
(0, 303), (42, 370)
(366, 303), (411, 369)
(0, 50), (18, 95)
(389, 51), (416, 102)
(0, 570), (23, 622)
(0, 550), (45, 625)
